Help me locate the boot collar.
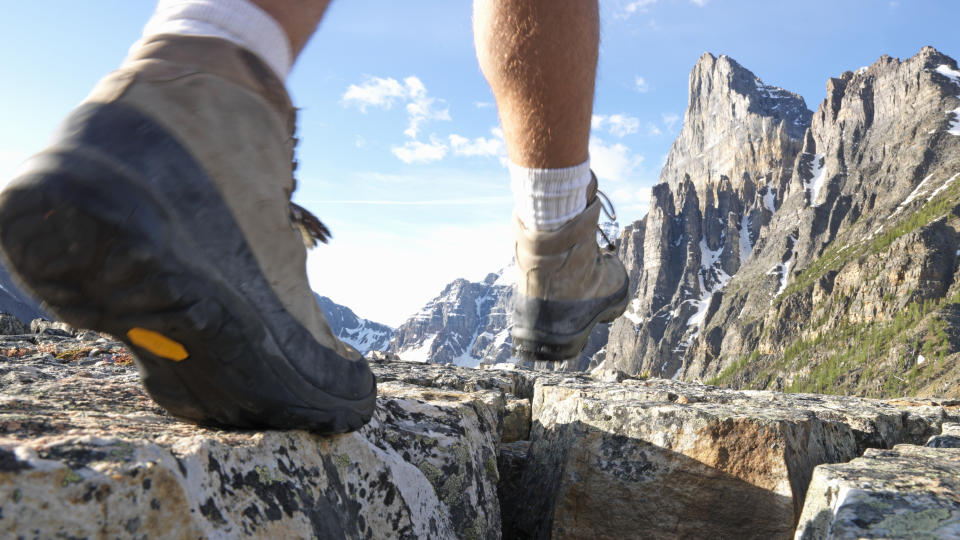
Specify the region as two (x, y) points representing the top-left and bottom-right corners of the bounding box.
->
(127, 35), (294, 125)
(514, 196), (603, 256)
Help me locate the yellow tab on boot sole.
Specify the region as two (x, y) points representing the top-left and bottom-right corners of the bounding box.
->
(127, 328), (189, 362)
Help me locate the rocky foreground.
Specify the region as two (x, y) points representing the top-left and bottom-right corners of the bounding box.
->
(0, 327), (958, 539)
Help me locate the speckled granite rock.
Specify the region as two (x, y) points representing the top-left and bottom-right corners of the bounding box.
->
(0, 339), (506, 539)
(508, 377), (958, 539)
(1, 336), (958, 539)
(795, 444), (960, 539)
(928, 422), (960, 448)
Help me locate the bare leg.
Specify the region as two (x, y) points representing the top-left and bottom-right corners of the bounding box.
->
(251, 0), (332, 59)
(473, 0), (599, 168)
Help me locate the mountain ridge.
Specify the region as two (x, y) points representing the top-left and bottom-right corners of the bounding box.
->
(602, 45), (960, 398)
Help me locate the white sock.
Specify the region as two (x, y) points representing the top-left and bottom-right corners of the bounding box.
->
(134, 0), (292, 80)
(510, 159), (592, 231)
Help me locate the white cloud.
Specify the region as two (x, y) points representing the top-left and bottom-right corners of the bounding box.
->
(449, 132), (505, 158)
(342, 77), (407, 112)
(690, 0), (709, 5)
(474, 101), (495, 109)
(608, 114), (641, 137)
(343, 75), (450, 140)
(662, 112), (681, 131)
(647, 122), (662, 136)
(634, 76), (650, 93)
(392, 138), (448, 164)
(402, 76), (451, 139)
(589, 138), (644, 182)
(624, 0), (658, 15)
(592, 114), (641, 137)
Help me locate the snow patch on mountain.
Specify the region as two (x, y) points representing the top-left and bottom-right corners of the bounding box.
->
(401, 335), (436, 363)
(687, 236), (731, 330)
(314, 294), (394, 354)
(928, 173), (960, 201)
(894, 173), (935, 216)
(763, 186), (777, 213)
(739, 213), (753, 263)
(769, 234), (798, 299)
(935, 64), (960, 86)
(947, 104), (960, 136)
(804, 153), (827, 206)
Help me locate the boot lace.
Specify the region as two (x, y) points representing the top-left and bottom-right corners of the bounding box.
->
(286, 111), (332, 248)
(596, 189), (618, 252)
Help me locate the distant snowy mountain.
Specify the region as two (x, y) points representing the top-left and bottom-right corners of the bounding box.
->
(314, 294), (394, 354)
(390, 270), (513, 367)
(390, 263), (608, 370)
(0, 262), (48, 325)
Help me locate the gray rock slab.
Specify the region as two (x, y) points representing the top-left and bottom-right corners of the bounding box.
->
(0, 347), (508, 539)
(795, 444), (960, 539)
(928, 422), (960, 448)
(509, 377), (958, 539)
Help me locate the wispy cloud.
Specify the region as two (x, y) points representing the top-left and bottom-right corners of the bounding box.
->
(634, 76), (650, 93)
(623, 0), (658, 16)
(661, 112), (681, 132)
(341, 76), (407, 112)
(592, 114), (641, 137)
(342, 75), (450, 140)
(647, 122), (662, 136)
(690, 0), (709, 6)
(589, 137), (644, 182)
(474, 101), (495, 109)
(402, 77), (451, 138)
(392, 137), (448, 164)
(449, 131), (505, 158)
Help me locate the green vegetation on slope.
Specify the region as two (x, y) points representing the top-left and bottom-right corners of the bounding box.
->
(777, 174), (960, 303)
(712, 174), (960, 398)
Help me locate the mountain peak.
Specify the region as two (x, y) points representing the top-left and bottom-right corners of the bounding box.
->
(687, 52), (812, 140)
(658, 54), (812, 193)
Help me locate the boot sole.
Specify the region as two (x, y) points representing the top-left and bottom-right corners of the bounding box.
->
(0, 103), (376, 434)
(511, 281), (629, 362)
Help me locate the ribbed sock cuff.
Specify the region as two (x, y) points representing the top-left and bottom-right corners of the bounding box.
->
(135, 0), (292, 80)
(510, 160), (592, 231)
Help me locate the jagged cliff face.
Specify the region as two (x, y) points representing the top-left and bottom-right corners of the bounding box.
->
(605, 46), (960, 398)
(605, 53), (812, 377)
(700, 47), (960, 396)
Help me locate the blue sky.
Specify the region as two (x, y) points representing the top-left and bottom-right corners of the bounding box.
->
(0, 1), (957, 326)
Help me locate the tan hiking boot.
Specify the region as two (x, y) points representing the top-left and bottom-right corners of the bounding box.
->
(511, 176), (629, 361)
(0, 35), (376, 433)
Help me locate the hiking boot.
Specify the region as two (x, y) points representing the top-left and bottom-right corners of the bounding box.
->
(511, 176), (629, 361)
(0, 35), (376, 433)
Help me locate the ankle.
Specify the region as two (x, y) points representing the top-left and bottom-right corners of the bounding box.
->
(511, 159), (592, 231)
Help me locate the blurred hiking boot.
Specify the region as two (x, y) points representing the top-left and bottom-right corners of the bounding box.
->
(511, 175), (629, 361)
(0, 35), (376, 433)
